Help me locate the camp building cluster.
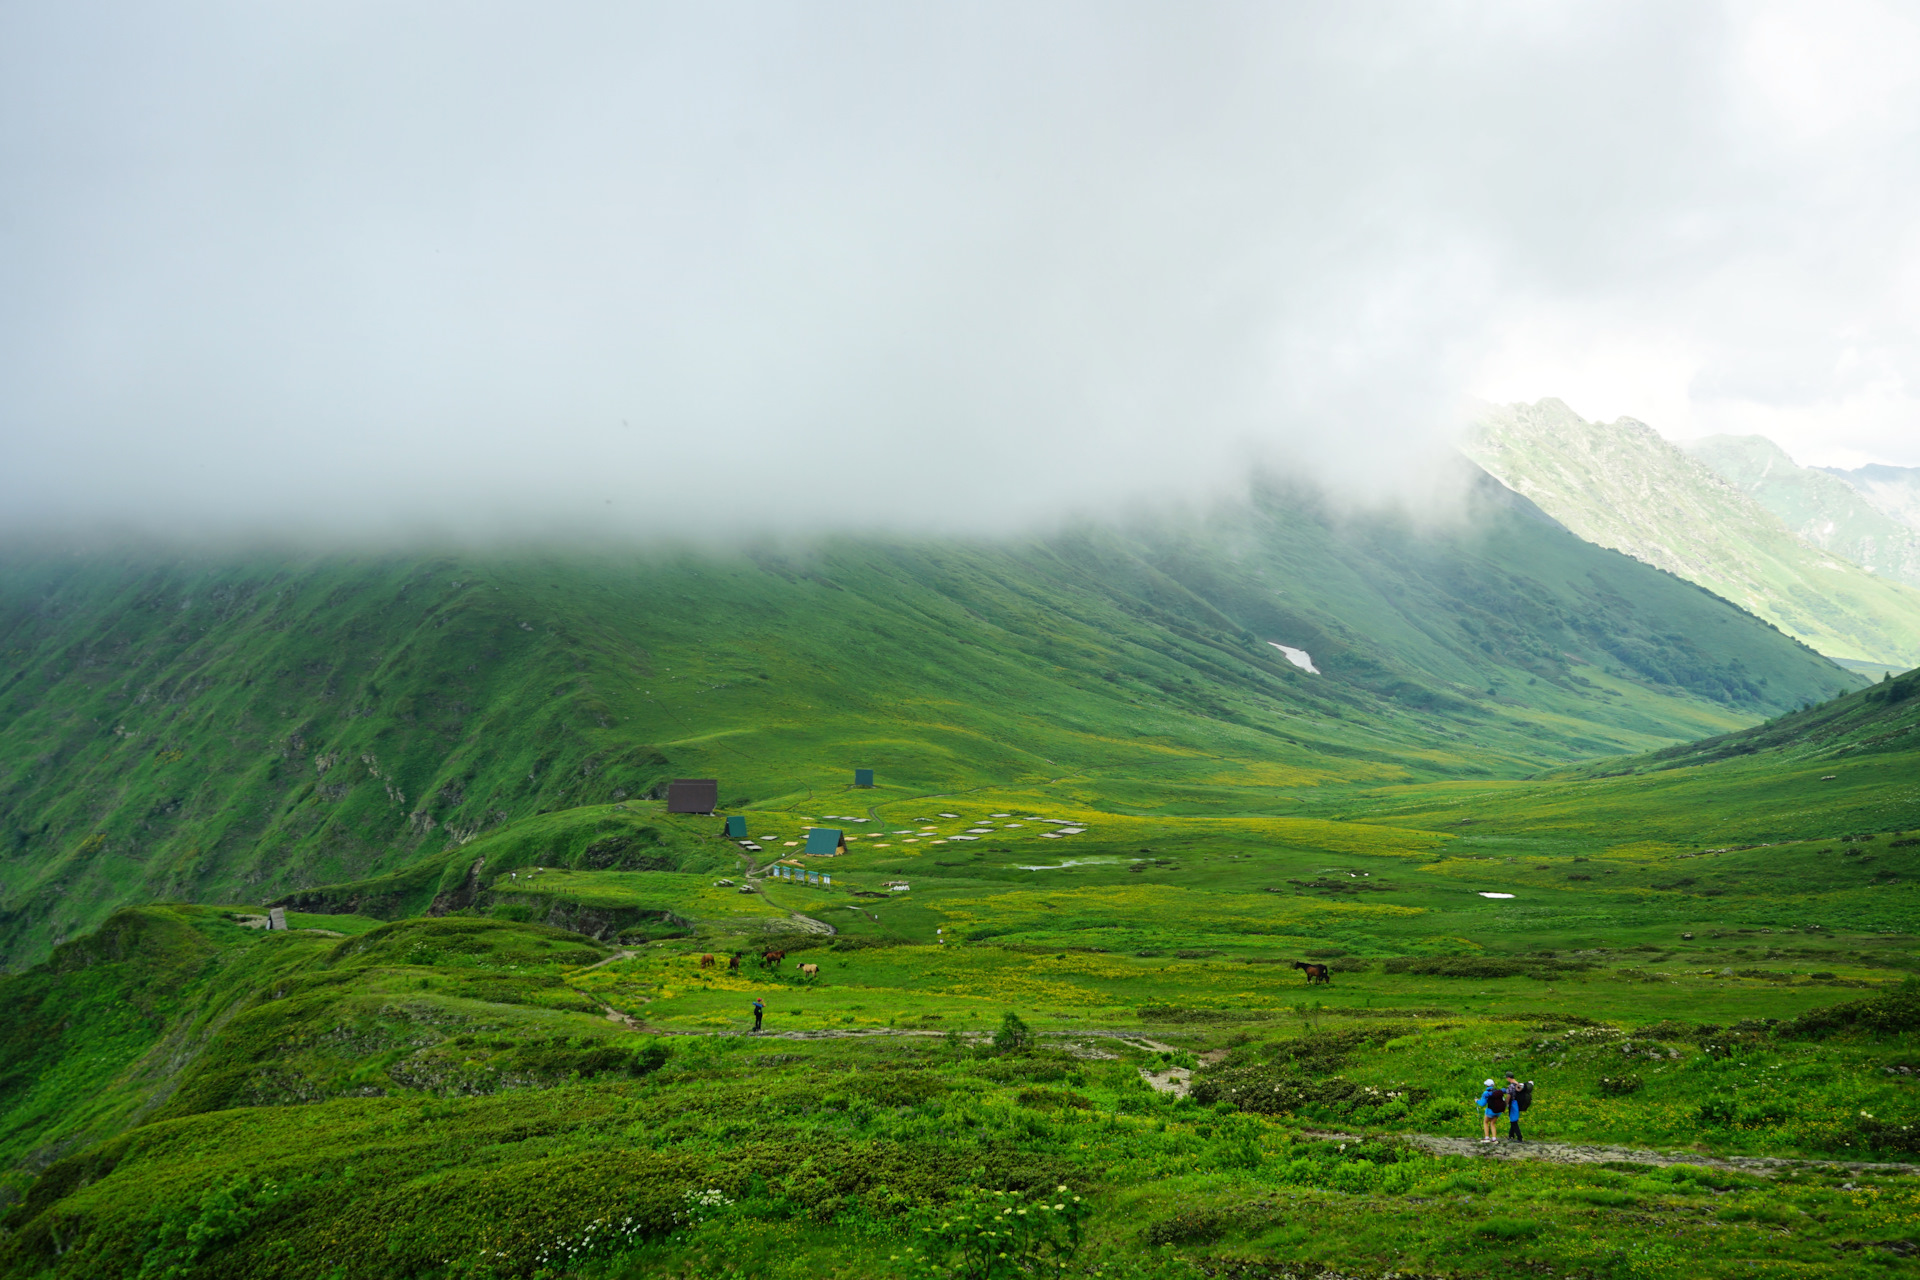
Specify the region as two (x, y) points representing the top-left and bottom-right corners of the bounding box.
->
(663, 773), (1094, 893)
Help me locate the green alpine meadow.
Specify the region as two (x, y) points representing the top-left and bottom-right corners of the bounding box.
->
(8, 9), (1920, 1278)
(2, 478), (1917, 1279)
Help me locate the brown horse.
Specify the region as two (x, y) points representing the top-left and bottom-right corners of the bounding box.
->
(762, 949), (786, 968)
(1291, 961), (1331, 985)
(727, 953), (741, 971)
(699, 954), (715, 969)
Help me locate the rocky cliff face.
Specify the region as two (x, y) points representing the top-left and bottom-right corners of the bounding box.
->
(1461, 399), (1920, 668)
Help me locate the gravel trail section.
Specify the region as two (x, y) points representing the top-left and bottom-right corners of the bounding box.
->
(1294, 1129), (1920, 1178)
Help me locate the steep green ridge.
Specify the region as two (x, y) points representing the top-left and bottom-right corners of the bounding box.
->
(0, 474), (1858, 967)
(1684, 434), (1920, 588)
(1820, 461), (1920, 531)
(1462, 399), (1920, 667)
(1591, 662), (1920, 778)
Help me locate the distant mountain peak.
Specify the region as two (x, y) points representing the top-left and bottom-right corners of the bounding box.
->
(1462, 400), (1920, 668)
(1685, 435), (1920, 590)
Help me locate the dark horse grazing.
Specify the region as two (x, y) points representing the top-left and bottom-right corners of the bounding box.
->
(761, 949), (786, 968)
(1291, 961), (1331, 985)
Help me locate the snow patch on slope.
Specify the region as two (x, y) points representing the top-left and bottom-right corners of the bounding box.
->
(1268, 642), (1319, 674)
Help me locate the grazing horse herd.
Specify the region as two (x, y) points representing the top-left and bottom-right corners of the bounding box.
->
(697, 951), (764, 971)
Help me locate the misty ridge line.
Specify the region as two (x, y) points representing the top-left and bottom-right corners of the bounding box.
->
(0, 448), (1507, 553)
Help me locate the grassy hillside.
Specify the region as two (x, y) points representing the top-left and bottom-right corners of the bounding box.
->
(0, 473), (1857, 968)
(1685, 434), (1920, 589)
(0, 666), (1915, 1276)
(1462, 399), (1920, 667)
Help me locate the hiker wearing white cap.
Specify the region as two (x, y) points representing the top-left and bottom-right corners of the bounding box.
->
(1475, 1079), (1503, 1144)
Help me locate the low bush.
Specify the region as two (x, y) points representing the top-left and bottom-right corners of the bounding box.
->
(1015, 1088), (1093, 1112)
(1143, 1206), (1236, 1245)
(1135, 1006), (1272, 1024)
(1382, 956), (1590, 980)
(1775, 979), (1920, 1040)
(1190, 1067), (1425, 1122)
(1260, 1026), (1412, 1074)
(1475, 1217), (1542, 1240)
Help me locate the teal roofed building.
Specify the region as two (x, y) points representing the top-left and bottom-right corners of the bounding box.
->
(724, 815), (748, 838)
(804, 828), (847, 856)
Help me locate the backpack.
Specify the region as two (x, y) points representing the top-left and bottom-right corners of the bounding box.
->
(1487, 1089), (1507, 1111)
(1513, 1082), (1534, 1113)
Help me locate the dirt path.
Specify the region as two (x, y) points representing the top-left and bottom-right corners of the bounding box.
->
(1291, 1129), (1920, 1178)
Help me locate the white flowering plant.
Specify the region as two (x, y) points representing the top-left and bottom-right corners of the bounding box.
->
(902, 1185), (1091, 1280)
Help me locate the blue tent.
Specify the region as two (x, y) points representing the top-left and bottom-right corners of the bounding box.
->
(724, 815), (747, 838)
(854, 768), (874, 787)
(804, 827), (847, 856)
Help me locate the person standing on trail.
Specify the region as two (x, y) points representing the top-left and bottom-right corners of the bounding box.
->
(752, 997), (764, 1034)
(1505, 1073), (1532, 1143)
(1476, 1079), (1503, 1144)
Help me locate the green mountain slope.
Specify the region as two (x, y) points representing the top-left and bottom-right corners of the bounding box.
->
(1462, 399), (1920, 667)
(1342, 662), (1920, 861)
(0, 472), (1858, 967)
(1684, 434), (1920, 588)
(1819, 461), (1920, 532)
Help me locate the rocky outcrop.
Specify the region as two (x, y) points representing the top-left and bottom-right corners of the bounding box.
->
(427, 858), (486, 917)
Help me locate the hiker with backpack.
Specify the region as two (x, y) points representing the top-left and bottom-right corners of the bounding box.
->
(1505, 1073), (1533, 1143)
(1476, 1079), (1504, 1144)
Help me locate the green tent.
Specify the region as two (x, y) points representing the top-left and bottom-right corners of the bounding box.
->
(804, 828), (846, 856)
(724, 815), (748, 838)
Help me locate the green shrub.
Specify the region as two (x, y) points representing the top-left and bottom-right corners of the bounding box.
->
(1260, 1027), (1411, 1074)
(1190, 1067), (1424, 1121)
(970, 1055), (1075, 1085)
(992, 1012), (1033, 1055)
(1143, 1206), (1234, 1245)
(1596, 1075), (1643, 1096)
(1014, 1088), (1092, 1112)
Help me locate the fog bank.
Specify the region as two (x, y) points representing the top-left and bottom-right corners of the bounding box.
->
(3, 3), (1916, 542)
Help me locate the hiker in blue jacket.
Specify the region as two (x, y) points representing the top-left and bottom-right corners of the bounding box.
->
(1476, 1078), (1502, 1144)
(1505, 1072), (1531, 1143)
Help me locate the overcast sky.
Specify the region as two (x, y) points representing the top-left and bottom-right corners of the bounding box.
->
(3, 2), (1917, 541)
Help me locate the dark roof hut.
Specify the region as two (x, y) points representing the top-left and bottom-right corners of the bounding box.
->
(667, 779), (719, 814)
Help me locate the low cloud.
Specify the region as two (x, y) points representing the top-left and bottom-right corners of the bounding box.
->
(1, 3), (1914, 544)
